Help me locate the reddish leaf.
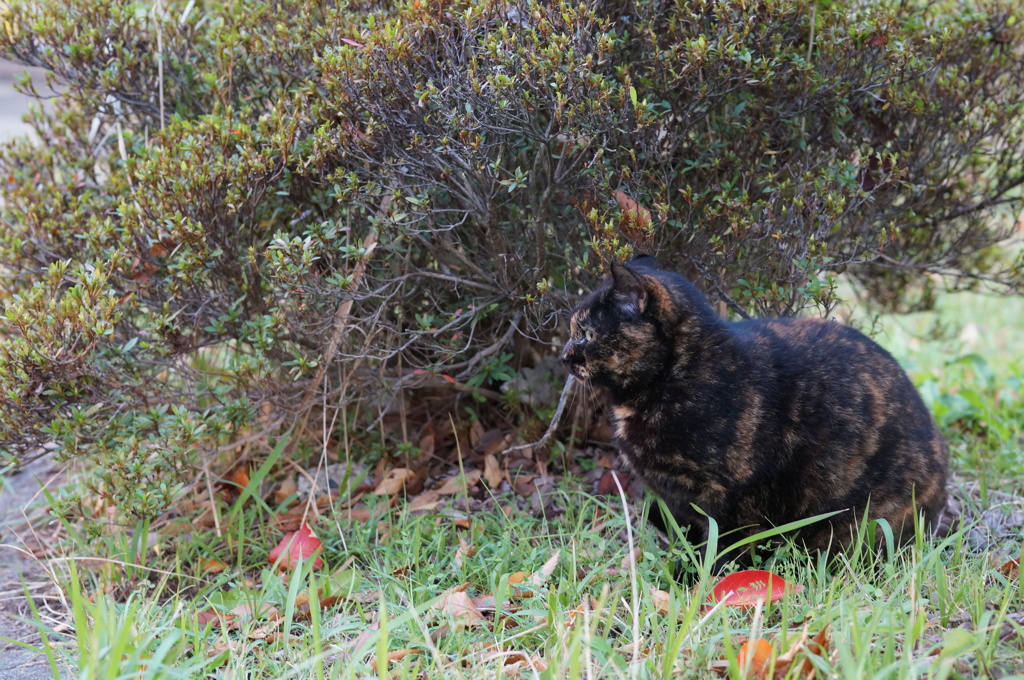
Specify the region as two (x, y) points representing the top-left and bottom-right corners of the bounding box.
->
(195, 609), (237, 629)
(268, 523), (323, 570)
(707, 570), (804, 607)
(596, 469), (631, 495)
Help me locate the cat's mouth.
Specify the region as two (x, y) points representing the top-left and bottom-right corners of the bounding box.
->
(561, 345), (590, 381)
(568, 364), (590, 380)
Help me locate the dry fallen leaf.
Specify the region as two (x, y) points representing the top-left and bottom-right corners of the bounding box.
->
(349, 621), (379, 655)
(162, 520), (195, 536)
(229, 601), (279, 621)
(507, 571), (528, 586)
(408, 489), (441, 512)
(469, 421), (485, 448)
(530, 550), (560, 587)
(273, 508), (313, 533)
(651, 588), (671, 616)
(338, 507), (374, 522)
(480, 430), (511, 457)
(454, 534), (476, 568)
(513, 475), (537, 496)
(480, 646), (547, 672)
(196, 609), (236, 629)
(501, 655), (549, 676)
(374, 468), (416, 496)
(998, 612), (1024, 645)
(418, 425), (436, 458)
(433, 584), (486, 628)
(565, 596), (598, 628)
(773, 625), (829, 680)
(371, 648), (423, 665)
(205, 638), (242, 657)
(737, 638), (774, 679)
(597, 469), (632, 495)
(273, 475), (298, 506)
(219, 466), (250, 500)
(483, 453), (504, 488)
(201, 558), (227, 574)
(620, 546), (643, 572)
(437, 469), (482, 495)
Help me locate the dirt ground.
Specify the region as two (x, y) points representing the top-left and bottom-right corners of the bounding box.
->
(0, 58), (68, 680)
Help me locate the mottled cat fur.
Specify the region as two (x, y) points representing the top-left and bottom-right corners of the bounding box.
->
(562, 256), (948, 567)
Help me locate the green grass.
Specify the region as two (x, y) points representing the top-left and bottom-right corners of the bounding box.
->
(872, 290), (1024, 495)
(27, 494), (1024, 679)
(14, 289), (1024, 679)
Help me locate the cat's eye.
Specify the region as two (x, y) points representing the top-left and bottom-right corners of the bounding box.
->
(585, 329), (596, 342)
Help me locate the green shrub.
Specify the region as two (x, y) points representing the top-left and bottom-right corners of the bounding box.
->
(1, 0), (1022, 520)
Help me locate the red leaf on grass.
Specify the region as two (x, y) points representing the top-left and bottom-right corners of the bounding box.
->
(707, 570), (803, 607)
(268, 522), (323, 570)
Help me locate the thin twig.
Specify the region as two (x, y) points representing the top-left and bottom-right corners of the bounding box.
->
(801, 5), (816, 138)
(290, 193), (391, 447)
(154, 0), (166, 129)
(201, 455), (222, 538)
(501, 375), (575, 455)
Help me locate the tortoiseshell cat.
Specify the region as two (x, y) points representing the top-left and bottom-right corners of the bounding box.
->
(562, 256), (948, 567)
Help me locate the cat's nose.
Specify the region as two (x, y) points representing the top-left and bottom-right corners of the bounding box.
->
(560, 344), (574, 365)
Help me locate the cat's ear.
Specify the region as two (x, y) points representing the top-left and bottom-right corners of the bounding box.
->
(610, 261), (648, 315)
